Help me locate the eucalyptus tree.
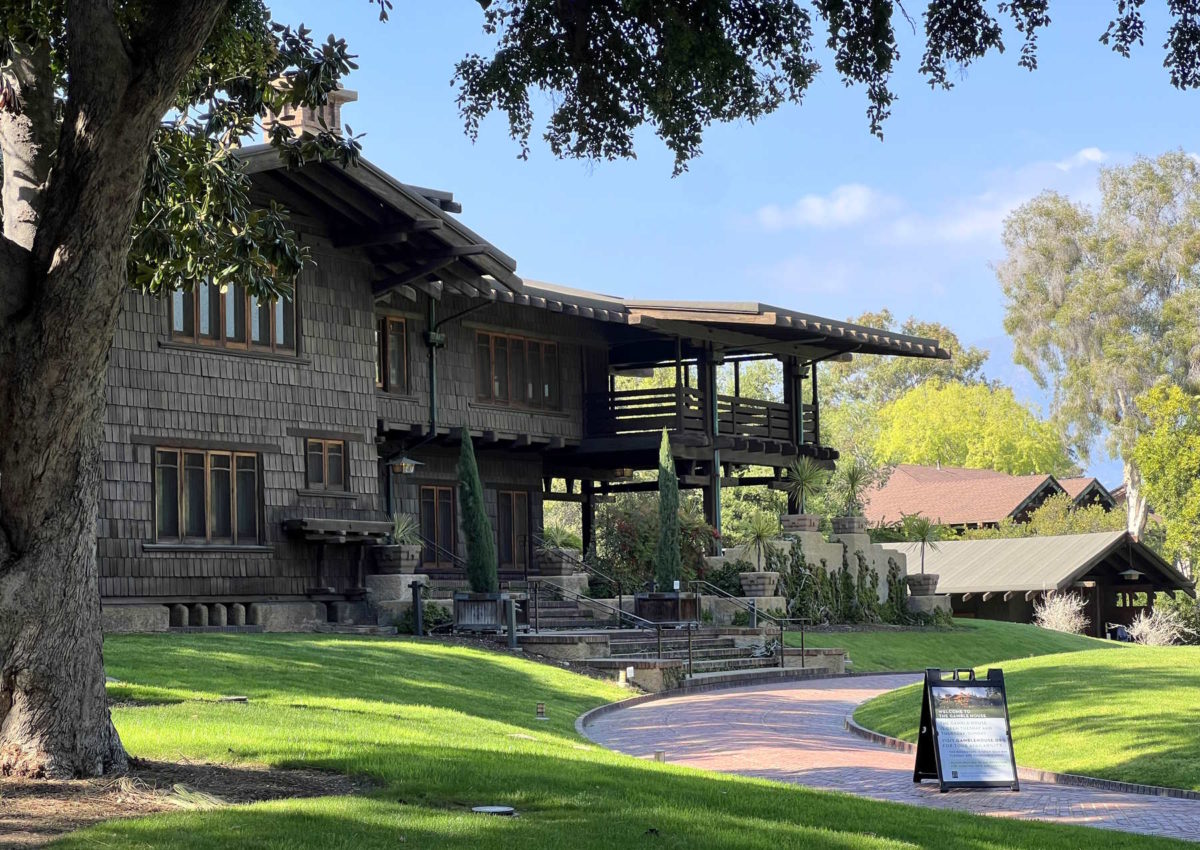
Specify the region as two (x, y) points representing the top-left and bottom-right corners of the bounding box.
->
(997, 152), (1200, 538)
(1, 0), (1198, 781)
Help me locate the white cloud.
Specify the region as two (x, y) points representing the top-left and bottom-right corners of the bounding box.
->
(751, 254), (858, 296)
(755, 183), (899, 231)
(1054, 146), (1108, 172)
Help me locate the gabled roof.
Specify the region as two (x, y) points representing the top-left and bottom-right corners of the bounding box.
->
(882, 532), (1193, 596)
(1059, 476), (1117, 509)
(864, 464), (1064, 526)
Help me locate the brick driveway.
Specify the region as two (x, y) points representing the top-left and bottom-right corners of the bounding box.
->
(583, 674), (1200, 843)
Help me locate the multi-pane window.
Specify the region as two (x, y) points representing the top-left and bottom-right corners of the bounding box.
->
(375, 317), (408, 393)
(497, 490), (529, 570)
(171, 282), (296, 353)
(155, 449), (260, 544)
(475, 331), (561, 409)
(305, 439), (346, 491)
(419, 485), (455, 567)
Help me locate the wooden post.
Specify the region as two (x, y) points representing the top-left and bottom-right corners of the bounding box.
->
(674, 336), (684, 433)
(810, 360), (820, 446)
(582, 480), (595, 554)
(706, 345), (722, 539)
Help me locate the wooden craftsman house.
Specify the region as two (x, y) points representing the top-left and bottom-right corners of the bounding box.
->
(97, 102), (950, 630)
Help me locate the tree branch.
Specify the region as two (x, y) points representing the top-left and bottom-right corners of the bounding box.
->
(125, 0), (232, 109)
(0, 39), (57, 251)
(0, 237), (33, 320)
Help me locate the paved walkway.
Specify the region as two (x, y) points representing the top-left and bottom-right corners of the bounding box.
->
(583, 674), (1200, 843)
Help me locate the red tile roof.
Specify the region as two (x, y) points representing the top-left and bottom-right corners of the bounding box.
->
(863, 464), (1065, 527)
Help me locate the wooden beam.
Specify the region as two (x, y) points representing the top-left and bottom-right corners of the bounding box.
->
(981, 591), (995, 602)
(1002, 591), (1015, 602)
(373, 255), (470, 298)
(1024, 590), (1040, 602)
(961, 592), (973, 602)
(334, 219), (442, 249)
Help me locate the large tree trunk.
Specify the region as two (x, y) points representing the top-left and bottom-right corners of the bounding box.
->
(0, 0), (230, 778)
(1123, 460), (1149, 541)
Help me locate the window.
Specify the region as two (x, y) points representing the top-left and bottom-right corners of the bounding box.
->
(496, 490), (529, 570)
(171, 283), (296, 353)
(419, 485), (455, 567)
(154, 448), (260, 544)
(475, 331), (561, 409)
(375, 316), (408, 393)
(305, 439), (346, 491)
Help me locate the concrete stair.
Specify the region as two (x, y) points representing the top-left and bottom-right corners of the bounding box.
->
(527, 587), (620, 630)
(599, 628), (789, 682)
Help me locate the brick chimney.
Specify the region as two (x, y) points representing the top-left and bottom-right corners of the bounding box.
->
(263, 86), (357, 140)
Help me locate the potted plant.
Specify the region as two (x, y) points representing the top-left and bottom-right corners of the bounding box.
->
(830, 457), (874, 536)
(781, 456), (827, 533)
(738, 509), (781, 597)
(372, 513), (422, 574)
(452, 436), (519, 631)
(534, 525), (583, 576)
(901, 512), (942, 596)
(635, 430), (700, 623)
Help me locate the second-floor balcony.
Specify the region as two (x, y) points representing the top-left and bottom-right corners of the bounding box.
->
(584, 386), (818, 447)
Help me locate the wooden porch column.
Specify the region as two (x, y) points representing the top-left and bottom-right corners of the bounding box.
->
(703, 344), (722, 539)
(810, 359), (820, 445)
(581, 480), (595, 555)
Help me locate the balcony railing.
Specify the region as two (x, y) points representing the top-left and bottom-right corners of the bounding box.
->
(585, 387), (816, 445)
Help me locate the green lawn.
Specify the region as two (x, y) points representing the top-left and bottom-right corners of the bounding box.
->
(854, 646), (1200, 791)
(59, 634), (1191, 849)
(790, 618), (1117, 672)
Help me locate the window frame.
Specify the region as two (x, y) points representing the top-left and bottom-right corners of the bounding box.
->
(375, 316), (409, 394)
(474, 331), (561, 410)
(496, 489), (530, 570)
(305, 438), (347, 492)
(419, 484), (457, 568)
(153, 447), (261, 545)
(170, 282), (297, 354)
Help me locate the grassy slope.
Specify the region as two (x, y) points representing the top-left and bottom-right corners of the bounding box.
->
(59, 634), (1190, 849)
(855, 646), (1200, 791)
(789, 618), (1117, 672)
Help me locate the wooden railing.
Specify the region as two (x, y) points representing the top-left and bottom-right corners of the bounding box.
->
(585, 386), (817, 445)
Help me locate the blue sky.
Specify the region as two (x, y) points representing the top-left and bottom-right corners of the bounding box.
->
(274, 2), (1199, 485)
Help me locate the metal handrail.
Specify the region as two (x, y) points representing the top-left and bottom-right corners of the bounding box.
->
(531, 532), (625, 613)
(531, 578), (655, 632)
(688, 580), (810, 669)
(417, 533), (469, 571)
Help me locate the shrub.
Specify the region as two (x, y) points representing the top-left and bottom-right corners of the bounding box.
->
(1157, 593), (1200, 645)
(882, 557), (909, 624)
(540, 525), (581, 550)
(1128, 606), (1194, 646)
(595, 494), (715, 593)
(396, 601), (452, 634)
(390, 513), (420, 545)
(458, 436), (497, 593)
(1033, 591), (1090, 635)
(705, 558), (751, 596)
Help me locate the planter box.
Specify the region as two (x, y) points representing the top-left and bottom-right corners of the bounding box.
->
(634, 592), (700, 624)
(372, 544), (422, 575)
(738, 570), (781, 597)
(905, 573), (940, 596)
(780, 513), (821, 533)
(831, 516), (869, 536)
(534, 547), (583, 576)
(452, 592), (529, 631)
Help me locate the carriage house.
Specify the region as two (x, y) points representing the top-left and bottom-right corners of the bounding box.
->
(97, 103), (951, 631)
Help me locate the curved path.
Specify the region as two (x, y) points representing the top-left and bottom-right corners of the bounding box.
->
(583, 674), (1200, 843)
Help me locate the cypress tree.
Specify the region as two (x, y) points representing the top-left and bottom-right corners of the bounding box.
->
(655, 429), (681, 590)
(458, 435), (498, 593)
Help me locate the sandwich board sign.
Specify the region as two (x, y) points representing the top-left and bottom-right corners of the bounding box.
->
(913, 667), (1019, 792)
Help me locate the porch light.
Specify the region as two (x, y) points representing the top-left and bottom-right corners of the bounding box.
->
(391, 456), (423, 475)
(1120, 569), (1142, 581)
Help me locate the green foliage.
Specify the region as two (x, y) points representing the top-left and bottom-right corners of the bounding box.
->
(1131, 385), (1200, 567)
(960, 493), (1126, 541)
(594, 494), (714, 594)
(706, 559), (751, 596)
(854, 551), (881, 623)
(743, 509), (780, 569)
(540, 525), (582, 551)
(655, 429), (682, 589)
(830, 457), (876, 517)
(457, 436), (497, 593)
(395, 601), (452, 635)
(389, 513), (420, 546)
(882, 557), (909, 625)
(1157, 593), (1200, 646)
(720, 484), (786, 546)
(730, 610), (751, 628)
(783, 456), (828, 514)
(874, 381), (1074, 475)
(898, 513), (942, 576)
(998, 152), (1200, 532)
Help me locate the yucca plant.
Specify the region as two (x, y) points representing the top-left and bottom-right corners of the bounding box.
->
(900, 512), (941, 575)
(744, 509), (780, 569)
(783, 456), (828, 514)
(832, 457), (875, 517)
(390, 513), (421, 546)
(539, 525), (581, 551)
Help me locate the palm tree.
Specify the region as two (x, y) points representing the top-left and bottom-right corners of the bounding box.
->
(900, 512), (942, 575)
(833, 457), (875, 517)
(745, 509), (780, 569)
(783, 456), (828, 514)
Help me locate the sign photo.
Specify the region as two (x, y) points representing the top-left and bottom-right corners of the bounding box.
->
(913, 668), (1019, 792)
